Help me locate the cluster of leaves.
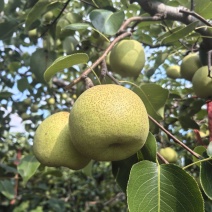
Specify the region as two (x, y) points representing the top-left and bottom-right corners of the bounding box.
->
(0, 0), (212, 211)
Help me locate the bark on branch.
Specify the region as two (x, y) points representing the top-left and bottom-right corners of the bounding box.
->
(133, 0), (212, 50)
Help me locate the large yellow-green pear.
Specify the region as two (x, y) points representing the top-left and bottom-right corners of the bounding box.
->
(109, 40), (145, 77)
(192, 66), (212, 98)
(69, 84), (149, 161)
(180, 53), (202, 81)
(166, 65), (181, 79)
(33, 111), (91, 170)
(159, 147), (178, 163)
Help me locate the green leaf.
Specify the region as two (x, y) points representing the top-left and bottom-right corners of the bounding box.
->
(63, 23), (91, 31)
(0, 0), (4, 12)
(200, 153), (212, 200)
(17, 77), (30, 92)
(0, 91), (13, 100)
(195, 0), (212, 19)
(207, 142), (212, 157)
(112, 132), (156, 192)
(179, 115), (200, 130)
(44, 53), (89, 82)
(25, 0), (57, 30)
(90, 9), (125, 35)
(0, 19), (18, 40)
(0, 179), (15, 199)
(127, 161), (204, 212)
(62, 23), (110, 42)
(192, 146), (206, 167)
(135, 83), (169, 119)
(112, 154), (138, 192)
(162, 21), (199, 44)
(139, 132), (157, 162)
(30, 49), (56, 83)
(121, 83), (168, 132)
(17, 155), (40, 186)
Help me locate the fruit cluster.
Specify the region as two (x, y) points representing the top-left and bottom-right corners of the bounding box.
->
(166, 53), (212, 99)
(33, 84), (149, 170)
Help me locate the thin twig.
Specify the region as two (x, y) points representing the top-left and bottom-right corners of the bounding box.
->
(179, 9), (212, 27)
(118, 16), (163, 33)
(40, 0), (71, 37)
(106, 72), (121, 85)
(157, 152), (169, 164)
(148, 115), (201, 159)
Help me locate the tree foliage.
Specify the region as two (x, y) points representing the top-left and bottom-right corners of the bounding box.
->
(0, 0), (212, 211)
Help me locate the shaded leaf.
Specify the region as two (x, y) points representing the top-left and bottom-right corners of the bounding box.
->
(17, 77), (30, 92)
(179, 115), (200, 130)
(44, 53), (89, 82)
(30, 49), (56, 83)
(0, 91), (13, 100)
(200, 153), (212, 200)
(25, 0), (57, 30)
(207, 142), (212, 157)
(112, 154), (138, 192)
(90, 9), (125, 35)
(0, 180), (15, 199)
(17, 155), (40, 186)
(127, 161), (204, 212)
(112, 132), (156, 192)
(139, 132), (157, 162)
(0, 19), (18, 40)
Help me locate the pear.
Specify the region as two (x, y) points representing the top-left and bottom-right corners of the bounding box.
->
(166, 65), (181, 79)
(180, 53), (202, 81)
(110, 40), (145, 77)
(159, 147), (178, 163)
(192, 66), (212, 98)
(69, 84), (149, 161)
(33, 111), (90, 170)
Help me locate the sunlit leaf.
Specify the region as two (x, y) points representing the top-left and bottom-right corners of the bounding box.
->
(127, 161), (204, 212)
(17, 155), (40, 186)
(90, 9), (125, 35)
(44, 53), (89, 82)
(162, 21), (199, 44)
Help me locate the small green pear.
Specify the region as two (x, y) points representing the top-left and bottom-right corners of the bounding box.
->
(69, 84), (149, 161)
(180, 53), (202, 81)
(110, 40), (145, 77)
(43, 11), (54, 22)
(47, 97), (55, 105)
(31, 104), (39, 112)
(33, 111), (91, 170)
(28, 29), (37, 39)
(166, 65), (181, 79)
(159, 147), (178, 163)
(192, 66), (212, 98)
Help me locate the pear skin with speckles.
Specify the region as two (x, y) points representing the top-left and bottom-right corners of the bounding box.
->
(33, 111), (91, 170)
(69, 84), (149, 161)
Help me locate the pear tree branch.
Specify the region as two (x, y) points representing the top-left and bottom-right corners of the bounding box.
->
(148, 115), (201, 159)
(64, 15), (163, 90)
(133, 0), (212, 50)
